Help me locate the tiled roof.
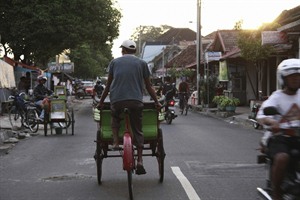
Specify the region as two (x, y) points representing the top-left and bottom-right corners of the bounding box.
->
(274, 5), (300, 25)
(165, 44), (196, 68)
(209, 30), (240, 53)
(155, 28), (196, 44)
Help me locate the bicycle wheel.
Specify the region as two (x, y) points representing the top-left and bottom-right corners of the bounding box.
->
(9, 106), (24, 130)
(184, 99), (188, 116)
(26, 109), (39, 133)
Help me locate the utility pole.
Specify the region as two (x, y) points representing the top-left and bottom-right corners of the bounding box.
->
(196, 0), (202, 105)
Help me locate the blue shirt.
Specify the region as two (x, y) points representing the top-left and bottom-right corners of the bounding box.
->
(108, 54), (150, 104)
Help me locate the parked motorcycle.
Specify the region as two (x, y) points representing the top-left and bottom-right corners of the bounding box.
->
(248, 91), (268, 129)
(248, 102), (262, 129)
(257, 106), (300, 200)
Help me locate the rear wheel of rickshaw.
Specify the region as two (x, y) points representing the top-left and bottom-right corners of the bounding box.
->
(58, 112), (71, 128)
(157, 128), (165, 183)
(127, 170), (133, 200)
(123, 132), (134, 200)
(96, 130), (103, 185)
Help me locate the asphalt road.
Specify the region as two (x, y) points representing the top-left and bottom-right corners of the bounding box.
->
(0, 98), (266, 200)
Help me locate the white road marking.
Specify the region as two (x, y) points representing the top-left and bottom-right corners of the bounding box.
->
(171, 166), (201, 200)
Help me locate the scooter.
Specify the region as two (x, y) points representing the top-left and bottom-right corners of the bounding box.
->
(257, 106), (300, 200)
(75, 87), (85, 99)
(160, 91), (177, 124)
(248, 102), (262, 129)
(248, 91), (268, 129)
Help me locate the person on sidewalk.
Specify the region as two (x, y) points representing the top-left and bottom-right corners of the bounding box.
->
(33, 76), (53, 121)
(97, 39), (161, 175)
(256, 58), (300, 200)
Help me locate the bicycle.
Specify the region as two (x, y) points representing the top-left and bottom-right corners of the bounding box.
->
(179, 92), (189, 116)
(8, 92), (40, 132)
(8, 92), (27, 130)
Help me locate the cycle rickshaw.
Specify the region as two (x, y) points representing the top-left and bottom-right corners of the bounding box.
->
(93, 100), (165, 200)
(43, 86), (75, 136)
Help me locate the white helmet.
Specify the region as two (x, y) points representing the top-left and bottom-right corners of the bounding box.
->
(277, 58), (300, 86)
(120, 40), (136, 50)
(37, 75), (47, 81)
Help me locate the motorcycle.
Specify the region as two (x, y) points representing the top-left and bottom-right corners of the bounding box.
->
(159, 91), (177, 124)
(248, 91), (268, 129)
(257, 106), (300, 200)
(75, 87), (85, 100)
(248, 102), (262, 129)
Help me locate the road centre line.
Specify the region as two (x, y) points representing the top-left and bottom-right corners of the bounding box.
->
(171, 166), (201, 200)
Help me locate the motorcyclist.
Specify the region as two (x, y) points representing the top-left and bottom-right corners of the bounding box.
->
(33, 75), (53, 120)
(256, 58), (300, 200)
(94, 80), (104, 97)
(162, 77), (176, 101)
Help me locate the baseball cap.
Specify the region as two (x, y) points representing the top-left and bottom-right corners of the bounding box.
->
(120, 40), (136, 50)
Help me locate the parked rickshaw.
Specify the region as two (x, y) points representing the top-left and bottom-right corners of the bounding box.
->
(43, 86), (75, 136)
(93, 100), (165, 200)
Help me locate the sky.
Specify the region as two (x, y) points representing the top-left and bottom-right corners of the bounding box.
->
(111, 0), (300, 58)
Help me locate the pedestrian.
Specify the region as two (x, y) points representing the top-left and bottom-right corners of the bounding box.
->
(97, 39), (161, 175)
(17, 76), (27, 93)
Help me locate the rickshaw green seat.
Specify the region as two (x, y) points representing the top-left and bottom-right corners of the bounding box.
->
(100, 109), (158, 141)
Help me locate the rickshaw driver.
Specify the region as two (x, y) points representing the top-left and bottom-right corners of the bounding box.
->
(33, 75), (53, 121)
(97, 39), (161, 175)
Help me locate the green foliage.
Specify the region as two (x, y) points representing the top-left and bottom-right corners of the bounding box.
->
(0, 0), (121, 68)
(212, 95), (240, 107)
(68, 43), (112, 79)
(199, 75), (218, 105)
(167, 67), (193, 78)
(237, 23), (278, 63)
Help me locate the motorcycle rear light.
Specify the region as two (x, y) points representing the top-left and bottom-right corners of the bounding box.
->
(168, 100), (175, 106)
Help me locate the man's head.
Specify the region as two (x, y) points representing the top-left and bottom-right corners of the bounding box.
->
(277, 58), (300, 91)
(37, 75), (47, 84)
(120, 40), (136, 54)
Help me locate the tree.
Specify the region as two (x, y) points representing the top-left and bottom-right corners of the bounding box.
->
(0, 0), (121, 68)
(68, 43), (112, 79)
(237, 22), (279, 98)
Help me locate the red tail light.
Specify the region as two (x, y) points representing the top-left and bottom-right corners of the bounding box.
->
(168, 100), (175, 106)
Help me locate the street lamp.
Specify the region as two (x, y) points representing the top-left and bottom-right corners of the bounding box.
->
(196, 0), (202, 105)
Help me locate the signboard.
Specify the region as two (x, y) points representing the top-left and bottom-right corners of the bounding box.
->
(261, 31), (287, 45)
(205, 52), (222, 62)
(48, 62), (74, 73)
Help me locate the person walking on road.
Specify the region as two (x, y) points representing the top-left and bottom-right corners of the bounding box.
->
(97, 39), (161, 175)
